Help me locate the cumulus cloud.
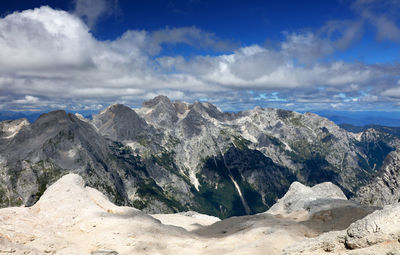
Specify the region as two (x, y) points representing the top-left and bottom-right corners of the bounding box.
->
(12, 96), (40, 104)
(0, 6), (400, 112)
(72, 0), (120, 29)
(0, 6), (95, 72)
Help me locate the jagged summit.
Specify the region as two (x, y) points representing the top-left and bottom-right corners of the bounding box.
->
(93, 103), (150, 141)
(142, 95), (173, 108)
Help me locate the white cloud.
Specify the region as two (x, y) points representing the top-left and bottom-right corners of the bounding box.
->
(281, 32), (334, 64)
(0, 6), (95, 72)
(73, 0), (120, 29)
(0, 6), (399, 112)
(381, 87), (400, 98)
(12, 96), (40, 104)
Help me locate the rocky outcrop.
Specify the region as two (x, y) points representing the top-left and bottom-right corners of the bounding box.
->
(267, 181), (347, 218)
(283, 203), (400, 254)
(345, 203), (400, 249)
(0, 118), (29, 141)
(0, 173), (186, 254)
(355, 149), (400, 207)
(0, 174), (383, 255)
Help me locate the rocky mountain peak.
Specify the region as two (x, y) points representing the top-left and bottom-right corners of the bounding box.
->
(102, 103), (132, 113)
(142, 95), (173, 108)
(33, 110), (69, 126)
(189, 101), (223, 120)
(92, 104), (149, 142)
(140, 96), (179, 127)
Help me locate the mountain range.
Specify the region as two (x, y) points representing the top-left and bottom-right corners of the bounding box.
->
(1, 95), (400, 218)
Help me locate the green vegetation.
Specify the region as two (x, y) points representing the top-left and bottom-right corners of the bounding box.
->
(136, 179), (185, 212)
(152, 150), (191, 184)
(288, 139), (343, 188)
(167, 135), (181, 147)
(32, 160), (63, 201)
(277, 109), (293, 119)
(357, 140), (394, 170)
(0, 186), (8, 207)
(195, 172), (245, 218)
(231, 135), (251, 150)
(191, 147), (288, 218)
(137, 137), (151, 147)
(289, 116), (304, 127)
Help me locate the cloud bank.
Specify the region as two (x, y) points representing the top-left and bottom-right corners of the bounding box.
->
(0, 5), (400, 112)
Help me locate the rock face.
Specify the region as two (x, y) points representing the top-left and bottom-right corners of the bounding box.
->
(345, 203), (400, 249)
(1, 95), (399, 218)
(267, 181), (347, 218)
(0, 174), (380, 255)
(0, 174), (186, 254)
(355, 149), (400, 206)
(283, 203), (400, 254)
(92, 104), (152, 142)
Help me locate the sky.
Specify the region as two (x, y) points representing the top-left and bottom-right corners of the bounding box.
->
(1, 0), (400, 113)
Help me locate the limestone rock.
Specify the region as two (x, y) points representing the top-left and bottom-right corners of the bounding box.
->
(355, 149), (400, 207)
(267, 181), (347, 218)
(345, 203), (400, 249)
(283, 203), (400, 254)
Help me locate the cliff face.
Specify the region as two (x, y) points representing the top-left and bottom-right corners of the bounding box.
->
(355, 149), (400, 206)
(0, 95), (398, 218)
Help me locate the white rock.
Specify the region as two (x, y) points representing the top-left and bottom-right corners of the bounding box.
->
(267, 181), (347, 219)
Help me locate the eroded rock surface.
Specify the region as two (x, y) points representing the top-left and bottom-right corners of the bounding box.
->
(356, 149), (400, 207)
(268, 181), (348, 219)
(0, 174), (383, 255)
(283, 203), (400, 254)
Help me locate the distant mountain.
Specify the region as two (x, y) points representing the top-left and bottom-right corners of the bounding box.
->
(1, 96), (399, 218)
(340, 124), (400, 138)
(2, 109), (399, 127)
(0, 111), (43, 123)
(316, 110), (400, 127)
(0, 110), (97, 123)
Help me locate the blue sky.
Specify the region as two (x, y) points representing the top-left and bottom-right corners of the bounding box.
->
(0, 0), (400, 113)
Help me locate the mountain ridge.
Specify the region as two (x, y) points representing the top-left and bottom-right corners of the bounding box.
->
(1, 95), (399, 218)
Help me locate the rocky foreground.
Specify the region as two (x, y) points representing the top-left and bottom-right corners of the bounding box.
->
(2, 174), (399, 254)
